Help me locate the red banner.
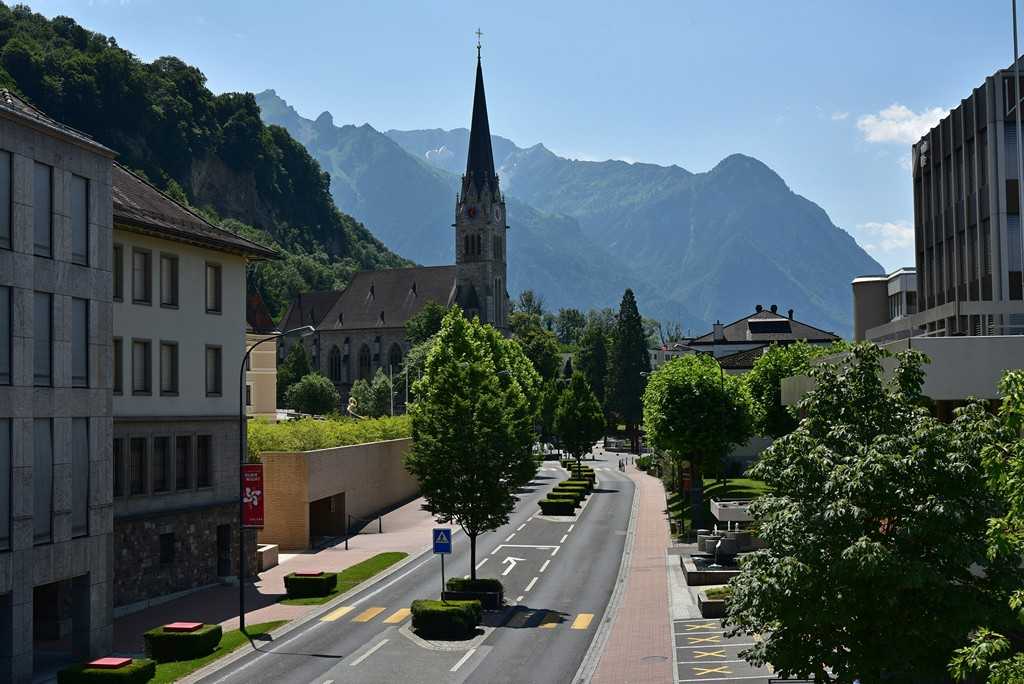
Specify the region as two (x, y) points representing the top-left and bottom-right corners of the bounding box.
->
(241, 464), (264, 528)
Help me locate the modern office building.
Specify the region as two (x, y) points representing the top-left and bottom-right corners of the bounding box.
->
(852, 267), (918, 342)
(0, 92), (116, 682)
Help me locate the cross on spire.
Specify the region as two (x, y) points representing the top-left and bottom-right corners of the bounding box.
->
(475, 28), (483, 59)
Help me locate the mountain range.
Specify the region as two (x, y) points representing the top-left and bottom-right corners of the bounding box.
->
(257, 92), (881, 337)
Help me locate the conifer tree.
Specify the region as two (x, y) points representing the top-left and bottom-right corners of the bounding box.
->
(606, 289), (651, 452)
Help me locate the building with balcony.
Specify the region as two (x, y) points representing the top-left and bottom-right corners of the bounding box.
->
(852, 267), (918, 342)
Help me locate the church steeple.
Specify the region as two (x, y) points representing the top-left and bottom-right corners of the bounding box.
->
(465, 37), (497, 194)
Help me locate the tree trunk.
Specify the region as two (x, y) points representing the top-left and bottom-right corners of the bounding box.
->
(689, 460), (704, 532)
(469, 532), (477, 581)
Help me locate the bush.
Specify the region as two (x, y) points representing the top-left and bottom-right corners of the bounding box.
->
(284, 373), (341, 416)
(410, 599), (481, 639)
(539, 498), (577, 516)
(284, 572), (338, 598)
(143, 623), (222, 662)
(636, 455), (655, 472)
(562, 478), (593, 493)
(704, 586), (732, 600)
(445, 577), (503, 594)
(247, 415), (411, 459)
(551, 487), (584, 504)
(58, 659), (156, 684)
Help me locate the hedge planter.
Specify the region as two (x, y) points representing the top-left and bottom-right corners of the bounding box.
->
(697, 590), (727, 618)
(410, 599), (482, 639)
(551, 488), (584, 505)
(562, 479), (593, 493)
(443, 578), (504, 610)
(539, 498), (576, 516)
(284, 572), (338, 599)
(144, 623), (223, 662)
(58, 659), (156, 684)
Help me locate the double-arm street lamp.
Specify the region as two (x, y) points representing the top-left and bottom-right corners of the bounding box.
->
(238, 324), (314, 632)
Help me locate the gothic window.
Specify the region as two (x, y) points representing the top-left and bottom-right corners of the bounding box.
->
(464, 234), (470, 257)
(328, 345), (342, 382)
(387, 343), (403, 373)
(358, 343), (372, 381)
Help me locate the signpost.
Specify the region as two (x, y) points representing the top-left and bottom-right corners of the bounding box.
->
(433, 528), (452, 595)
(241, 464), (264, 528)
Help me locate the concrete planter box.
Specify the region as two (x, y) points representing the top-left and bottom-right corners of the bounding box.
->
(698, 591), (727, 619)
(257, 544), (279, 571)
(682, 555), (742, 586)
(710, 499), (753, 524)
(441, 590), (503, 610)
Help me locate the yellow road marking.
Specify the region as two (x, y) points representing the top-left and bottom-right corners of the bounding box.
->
(693, 665), (731, 675)
(353, 607), (386, 623)
(506, 610), (534, 629)
(686, 634), (721, 644)
(383, 608), (411, 624)
(570, 613), (594, 630)
(321, 606), (355, 622)
(693, 649), (726, 659)
(539, 611), (561, 629)
(684, 622), (720, 631)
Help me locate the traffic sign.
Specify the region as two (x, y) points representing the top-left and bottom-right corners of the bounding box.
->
(433, 528), (452, 554)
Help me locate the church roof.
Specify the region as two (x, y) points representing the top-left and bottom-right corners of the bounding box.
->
(465, 55), (498, 194)
(319, 266), (456, 332)
(278, 290), (345, 331)
(246, 292), (277, 334)
(689, 307), (839, 345)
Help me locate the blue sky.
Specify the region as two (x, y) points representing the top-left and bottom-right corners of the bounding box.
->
(30, 1), (1024, 270)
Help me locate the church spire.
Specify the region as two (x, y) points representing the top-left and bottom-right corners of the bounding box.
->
(465, 31), (496, 194)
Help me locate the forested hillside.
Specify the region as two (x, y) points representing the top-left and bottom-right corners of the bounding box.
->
(0, 3), (408, 316)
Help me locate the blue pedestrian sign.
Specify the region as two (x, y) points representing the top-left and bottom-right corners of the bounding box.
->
(432, 528), (452, 554)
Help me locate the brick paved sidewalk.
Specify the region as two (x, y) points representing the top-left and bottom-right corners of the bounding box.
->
(112, 496), (441, 654)
(592, 463), (674, 684)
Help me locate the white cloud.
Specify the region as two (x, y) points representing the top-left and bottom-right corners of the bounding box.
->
(855, 220), (914, 257)
(857, 104), (946, 144)
(831, 111), (849, 121)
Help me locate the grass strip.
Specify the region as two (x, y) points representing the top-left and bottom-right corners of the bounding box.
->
(279, 551), (408, 606)
(150, 620), (286, 684)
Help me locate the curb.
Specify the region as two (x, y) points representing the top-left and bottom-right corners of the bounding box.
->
(571, 463), (641, 684)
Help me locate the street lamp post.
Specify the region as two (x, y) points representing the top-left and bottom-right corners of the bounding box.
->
(238, 324), (314, 633)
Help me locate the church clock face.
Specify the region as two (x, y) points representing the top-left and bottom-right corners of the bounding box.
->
(466, 206), (477, 219)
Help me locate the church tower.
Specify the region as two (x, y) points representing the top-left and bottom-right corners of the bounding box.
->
(455, 37), (509, 330)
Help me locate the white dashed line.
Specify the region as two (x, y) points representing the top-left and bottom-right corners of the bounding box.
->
(450, 647), (477, 672)
(517, 523), (526, 531)
(540, 560), (550, 573)
(551, 546), (560, 556)
(567, 524), (574, 532)
(349, 639), (388, 667)
(525, 576), (538, 592)
(505, 533), (515, 542)
(560, 534), (569, 544)
(475, 558), (489, 569)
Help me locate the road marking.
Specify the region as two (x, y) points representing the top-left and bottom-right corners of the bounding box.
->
(691, 649), (726, 659)
(505, 533), (516, 542)
(516, 523), (526, 531)
(321, 680), (334, 684)
(506, 609), (535, 628)
(349, 638), (388, 667)
(676, 643), (755, 650)
(693, 665), (731, 675)
(683, 622), (720, 631)
(678, 676), (767, 683)
(502, 557), (526, 576)
(539, 560), (550, 573)
(516, 595), (524, 602)
(450, 647), (477, 672)
(475, 558), (489, 569)
(684, 634), (722, 644)
(321, 606), (355, 622)
(571, 613), (594, 630)
(353, 607), (386, 623)
(567, 524), (574, 532)
(678, 657), (746, 665)
(525, 576), (538, 591)
(383, 608), (410, 624)
(539, 611), (561, 629)
(551, 546), (560, 556)
(560, 534), (569, 544)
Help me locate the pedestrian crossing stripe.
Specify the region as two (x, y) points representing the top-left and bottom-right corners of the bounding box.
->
(353, 607), (386, 622)
(322, 605), (355, 621)
(571, 613), (593, 630)
(383, 608), (411, 624)
(539, 612), (561, 629)
(317, 605), (594, 629)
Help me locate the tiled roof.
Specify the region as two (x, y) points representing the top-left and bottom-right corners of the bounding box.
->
(319, 266), (456, 331)
(0, 90), (114, 156)
(246, 292), (277, 334)
(112, 163), (278, 259)
(690, 308), (839, 345)
(278, 290), (346, 331)
(717, 345), (768, 370)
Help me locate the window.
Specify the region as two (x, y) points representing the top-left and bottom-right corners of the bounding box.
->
(0, 286), (9, 385)
(205, 263), (222, 313)
(159, 532), (175, 564)
(0, 150), (10, 250)
(33, 292), (51, 386)
(175, 436), (192, 490)
(152, 436), (170, 493)
(159, 342), (178, 395)
(33, 162), (51, 257)
(387, 343), (402, 372)
(245, 384), (252, 407)
(71, 298), (88, 387)
(113, 338), (123, 394)
(129, 437), (147, 495)
(71, 418), (89, 538)
(196, 435), (212, 488)
(205, 346), (222, 396)
(132, 339), (151, 395)
(113, 438), (125, 498)
(328, 345), (342, 382)
(33, 418), (52, 545)
(132, 249), (152, 304)
(0, 418), (10, 550)
(113, 245), (124, 301)
(160, 254), (179, 307)
(70, 174), (88, 265)
(358, 344), (372, 380)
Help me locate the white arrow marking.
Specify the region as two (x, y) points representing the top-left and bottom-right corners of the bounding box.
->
(502, 556), (526, 576)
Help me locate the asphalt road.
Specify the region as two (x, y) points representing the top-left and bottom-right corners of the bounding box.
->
(197, 456), (635, 684)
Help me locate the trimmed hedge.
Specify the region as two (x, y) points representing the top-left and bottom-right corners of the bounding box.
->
(410, 599), (481, 639)
(284, 572), (338, 598)
(58, 659), (156, 684)
(446, 577), (503, 593)
(563, 478), (593, 493)
(539, 498), (577, 516)
(144, 623), (222, 662)
(551, 488), (584, 504)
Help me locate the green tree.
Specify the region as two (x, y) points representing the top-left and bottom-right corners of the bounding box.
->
(728, 344), (1013, 683)
(606, 289), (651, 452)
(516, 290), (546, 317)
(744, 341), (847, 438)
(555, 372), (605, 466)
(277, 342), (311, 407)
(642, 354), (752, 529)
(576, 323), (609, 414)
(537, 379), (562, 454)
(950, 370), (1024, 684)
(405, 308), (540, 579)
(349, 368), (392, 418)
(405, 300), (448, 347)
(284, 373), (340, 416)
(511, 313), (561, 380)
(554, 308), (586, 346)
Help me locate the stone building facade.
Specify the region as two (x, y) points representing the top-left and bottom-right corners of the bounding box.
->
(0, 92), (116, 682)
